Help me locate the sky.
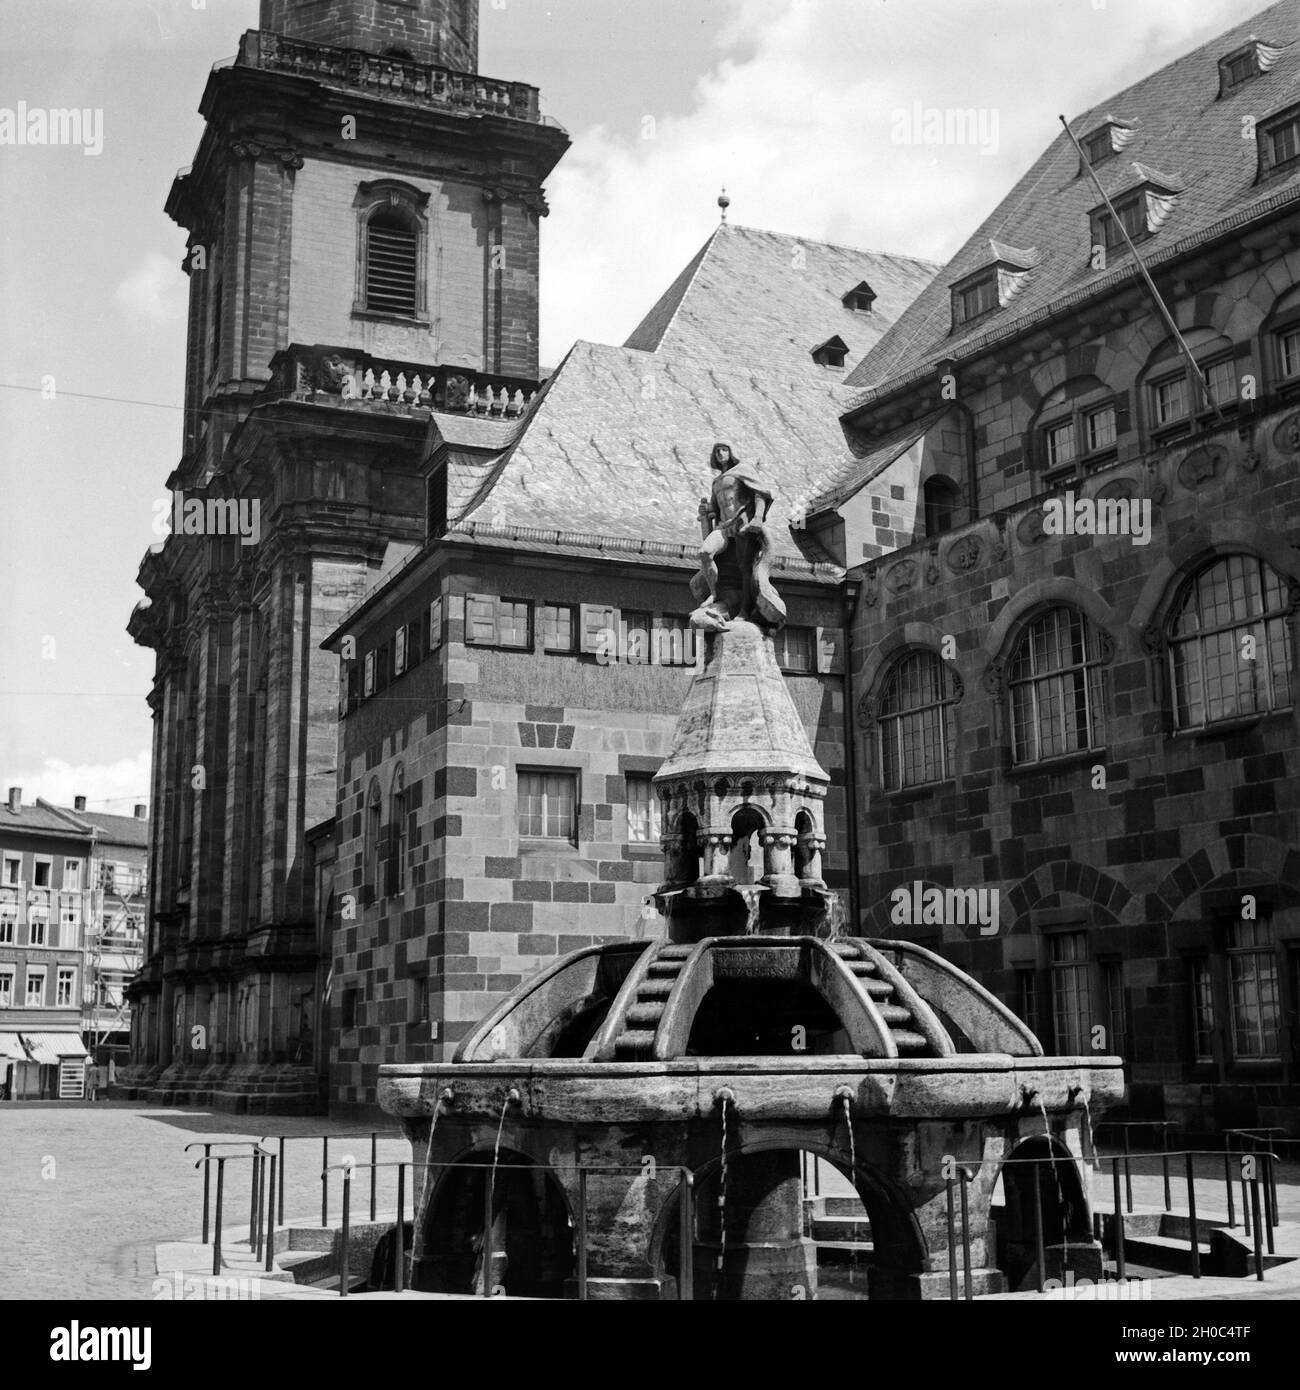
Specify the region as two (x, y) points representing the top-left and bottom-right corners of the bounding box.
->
(0, 0), (1262, 813)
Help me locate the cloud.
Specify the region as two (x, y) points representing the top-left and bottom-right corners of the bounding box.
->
(114, 251), (183, 324)
(539, 0), (1248, 367)
(3, 750), (152, 816)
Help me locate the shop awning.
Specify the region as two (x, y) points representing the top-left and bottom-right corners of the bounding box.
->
(20, 1032), (89, 1064)
(0, 1032), (26, 1061)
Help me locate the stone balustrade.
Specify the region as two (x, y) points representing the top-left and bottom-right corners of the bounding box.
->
(239, 30), (543, 123)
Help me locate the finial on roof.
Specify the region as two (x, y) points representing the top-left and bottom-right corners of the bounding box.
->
(717, 186), (730, 223)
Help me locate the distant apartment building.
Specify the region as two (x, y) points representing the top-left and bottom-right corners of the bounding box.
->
(0, 789), (147, 1097)
(0, 789), (97, 1098)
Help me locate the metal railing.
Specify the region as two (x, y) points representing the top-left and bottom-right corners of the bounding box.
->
(188, 1142), (278, 1278)
(259, 1129), (404, 1227)
(321, 1159), (696, 1300)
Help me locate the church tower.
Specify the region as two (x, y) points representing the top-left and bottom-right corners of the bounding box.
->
(122, 1), (568, 1112)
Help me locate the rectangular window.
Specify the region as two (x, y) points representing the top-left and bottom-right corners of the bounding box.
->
(1203, 358), (1236, 409)
(1192, 957), (1216, 1062)
(33, 859), (51, 888)
(25, 968), (46, 1007)
(59, 895), (80, 947)
(540, 603), (576, 654)
(1045, 420), (1076, 468)
(1016, 969), (1041, 1038)
(413, 975), (430, 1026)
(1268, 115), (1300, 168)
(365, 214), (418, 317)
(1049, 932), (1091, 1055)
(1084, 404), (1117, 453)
(375, 640), (392, 692)
(429, 596), (444, 651)
(623, 610), (651, 665)
(56, 968), (76, 1008)
(626, 775), (661, 844)
(653, 614), (695, 668)
(394, 624), (407, 676)
(1280, 328), (1300, 380)
(0, 896), (14, 944)
(954, 274), (998, 326)
(1153, 375), (1188, 426)
(466, 596), (532, 650)
(28, 916), (47, 948)
(774, 625), (815, 673)
(2, 854), (19, 885)
(1082, 128), (1113, 166)
(62, 859), (82, 891)
(518, 770), (577, 842)
(1099, 196), (1147, 250)
(341, 988), (360, 1030)
(1228, 917), (1280, 1059)
(1223, 49), (1257, 89)
(0, 969), (12, 1007)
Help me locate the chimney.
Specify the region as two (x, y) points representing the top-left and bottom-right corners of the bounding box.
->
(134, 804), (148, 820)
(7, 787), (20, 813)
(74, 795), (87, 812)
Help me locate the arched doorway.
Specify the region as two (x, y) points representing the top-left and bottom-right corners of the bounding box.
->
(417, 1148), (575, 1297)
(995, 1137), (1091, 1290)
(652, 1144), (925, 1300)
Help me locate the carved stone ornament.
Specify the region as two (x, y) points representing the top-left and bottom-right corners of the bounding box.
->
(1095, 628), (1116, 664)
(856, 691), (876, 731)
(1150, 480), (1169, 506)
(950, 671), (965, 702)
(925, 547), (941, 586)
(444, 374), (470, 410)
(991, 520), (1008, 563)
(982, 661), (1005, 698)
(1177, 444), (1227, 490)
(1273, 412), (1300, 456)
(946, 534), (982, 573)
(1288, 575), (1300, 615)
(1140, 623), (1165, 657)
(310, 352), (350, 393)
(229, 140), (264, 161)
(886, 559), (917, 594)
(1095, 477), (1135, 503)
(1241, 447), (1261, 474)
(1017, 509), (1047, 546)
(862, 575), (880, 608)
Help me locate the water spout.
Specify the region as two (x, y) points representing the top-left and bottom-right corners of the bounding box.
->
(836, 1088), (858, 1288)
(411, 1085), (455, 1266)
(482, 1088), (521, 1294)
(714, 1089), (734, 1299)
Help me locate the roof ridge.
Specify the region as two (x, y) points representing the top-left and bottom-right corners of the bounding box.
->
(725, 221), (942, 268)
(622, 227), (720, 352)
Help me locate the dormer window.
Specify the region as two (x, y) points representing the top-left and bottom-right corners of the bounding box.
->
(949, 241), (1038, 331)
(1218, 39), (1282, 97)
(842, 281), (876, 313)
(1077, 117), (1135, 173)
(810, 336), (848, 369)
(952, 272), (998, 327)
(1088, 168), (1180, 261)
(1258, 104), (1300, 180)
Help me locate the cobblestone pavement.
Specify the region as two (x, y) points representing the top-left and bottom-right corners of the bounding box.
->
(0, 1102), (413, 1301)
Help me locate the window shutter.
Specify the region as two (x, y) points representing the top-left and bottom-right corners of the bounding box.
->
(1112, 390), (1132, 440)
(429, 597), (443, 651)
(365, 212), (418, 316)
(394, 625), (407, 676)
(580, 604), (618, 655)
(816, 627), (845, 674)
(364, 651), (375, 697)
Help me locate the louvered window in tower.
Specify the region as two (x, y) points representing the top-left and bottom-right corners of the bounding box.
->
(365, 209), (418, 316)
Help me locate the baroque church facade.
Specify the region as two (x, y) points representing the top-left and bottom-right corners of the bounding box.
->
(124, 0), (1300, 1135)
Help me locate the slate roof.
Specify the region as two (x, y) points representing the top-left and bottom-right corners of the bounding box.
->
(625, 223), (939, 378)
(805, 408), (950, 515)
(845, 0), (1300, 399)
(448, 339), (864, 564)
(73, 811), (149, 848)
(0, 800), (93, 839)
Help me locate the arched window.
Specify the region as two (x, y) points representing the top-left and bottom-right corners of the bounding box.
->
(364, 780), (383, 898)
(1008, 608), (1106, 764)
(1167, 555), (1294, 729)
(390, 766), (408, 895)
(923, 477), (961, 537)
(363, 206), (419, 316)
(877, 651), (957, 790)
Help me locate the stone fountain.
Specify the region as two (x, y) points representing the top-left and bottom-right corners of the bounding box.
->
(379, 446), (1125, 1299)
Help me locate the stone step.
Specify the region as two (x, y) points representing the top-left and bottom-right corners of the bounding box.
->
(625, 1004), (665, 1027)
(830, 942), (858, 956)
(811, 1216), (872, 1243)
(848, 961), (878, 976)
(876, 1004), (912, 1026)
(639, 980), (674, 999)
(647, 963), (682, 978)
(614, 1030), (657, 1054)
(1120, 1234), (1213, 1276)
(891, 1030), (930, 1052)
(658, 944), (695, 959)
(862, 980), (893, 999)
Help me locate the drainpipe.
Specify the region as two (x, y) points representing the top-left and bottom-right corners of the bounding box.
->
(841, 579), (861, 931)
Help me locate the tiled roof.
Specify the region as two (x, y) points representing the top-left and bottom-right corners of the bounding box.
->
(625, 223), (939, 378)
(73, 811), (149, 847)
(450, 339), (863, 562)
(0, 800), (92, 839)
(846, 0), (1300, 397)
